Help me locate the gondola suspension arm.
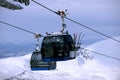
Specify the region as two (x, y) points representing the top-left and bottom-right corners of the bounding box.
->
(34, 34), (41, 51)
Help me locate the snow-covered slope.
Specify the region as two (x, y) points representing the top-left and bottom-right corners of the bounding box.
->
(0, 37), (120, 80)
(87, 36), (120, 67)
(0, 54), (30, 80)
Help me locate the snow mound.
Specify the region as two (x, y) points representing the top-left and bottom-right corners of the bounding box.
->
(87, 36), (120, 67)
(0, 54), (31, 80)
(0, 37), (120, 80)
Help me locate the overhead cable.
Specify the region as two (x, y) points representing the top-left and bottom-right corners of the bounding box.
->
(81, 47), (120, 61)
(65, 17), (120, 43)
(31, 0), (120, 43)
(0, 20), (36, 35)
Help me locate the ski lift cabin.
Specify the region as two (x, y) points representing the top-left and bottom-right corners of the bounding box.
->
(31, 10), (80, 65)
(41, 32), (78, 62)
(30, 51), (56, 70)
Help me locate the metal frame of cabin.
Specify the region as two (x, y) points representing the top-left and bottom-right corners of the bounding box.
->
(0, 0), (23, 10)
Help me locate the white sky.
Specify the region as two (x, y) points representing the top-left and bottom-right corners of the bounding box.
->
(0, 0), (120, 44)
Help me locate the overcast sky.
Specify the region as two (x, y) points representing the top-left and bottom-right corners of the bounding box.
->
(0, 0), (120, 45)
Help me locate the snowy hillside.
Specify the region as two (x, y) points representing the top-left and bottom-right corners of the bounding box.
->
(0, 37), (120, 80)
(87, 36), (120, 67)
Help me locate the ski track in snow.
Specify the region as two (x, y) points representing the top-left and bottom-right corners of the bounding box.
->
(0, 37), (120, 80)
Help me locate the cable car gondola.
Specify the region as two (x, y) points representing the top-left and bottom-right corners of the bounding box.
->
(41, 32), (78, 62)
(30, 51), (56, 70)
(40, 10), (80, 62)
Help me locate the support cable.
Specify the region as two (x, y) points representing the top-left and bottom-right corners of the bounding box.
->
(0, 20), (43, 50)
(31, 0), (57, 15)
(0, 21), (36, 35)
(81, 47), (120, 61)
(31, 0), (120, 43)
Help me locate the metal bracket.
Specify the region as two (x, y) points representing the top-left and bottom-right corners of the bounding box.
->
(34, 34), (41, 51)
(56, 10), (68, 33)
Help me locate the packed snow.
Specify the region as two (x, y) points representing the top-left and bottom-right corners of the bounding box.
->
(0, 37), (120, 80)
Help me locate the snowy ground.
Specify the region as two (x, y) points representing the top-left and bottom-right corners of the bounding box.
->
(0, 37), (120, 80)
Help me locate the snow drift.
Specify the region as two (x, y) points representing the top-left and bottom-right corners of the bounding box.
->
(0, 37), (120, 80)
